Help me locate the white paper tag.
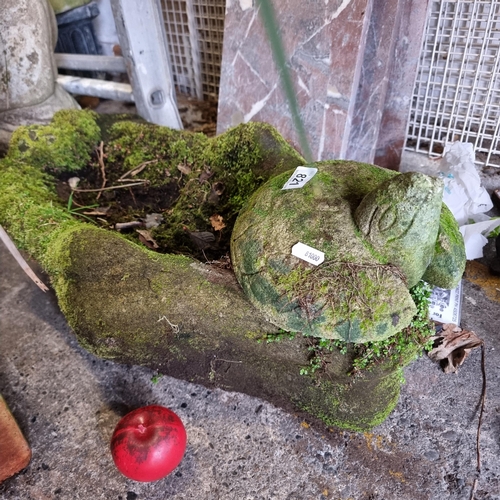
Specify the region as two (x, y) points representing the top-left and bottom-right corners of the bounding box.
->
(291, 242), (325, 266)
(282, 166), (318, 190)
(428, 281), (462, 325)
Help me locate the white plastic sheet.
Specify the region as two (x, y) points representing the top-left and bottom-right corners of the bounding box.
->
(439, 142), (492, 225)
(438, 142), (498, 259)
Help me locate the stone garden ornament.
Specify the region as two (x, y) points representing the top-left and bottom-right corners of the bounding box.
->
(0, 111), (466, 431)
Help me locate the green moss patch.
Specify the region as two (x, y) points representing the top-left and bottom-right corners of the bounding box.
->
(7, 110), (101, 172)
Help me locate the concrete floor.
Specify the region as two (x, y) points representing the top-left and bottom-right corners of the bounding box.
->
(1, 234), (500, 499)
(1, 108), (500, 498)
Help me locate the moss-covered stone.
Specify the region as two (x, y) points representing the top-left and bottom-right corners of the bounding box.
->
(231, 161), (418, 343)
(45, 226), (409, 431)
(48, 227), (279, 359)
(355, 172), (443, 288)
(0, 156), (84, 266)
(422, 203), (466, 289)
(232, 165), (466, 342)
(7, 109), (101, 172)
(0, 110), (455, 431)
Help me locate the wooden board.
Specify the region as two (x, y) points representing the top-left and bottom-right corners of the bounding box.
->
(0, 395), (31, 483)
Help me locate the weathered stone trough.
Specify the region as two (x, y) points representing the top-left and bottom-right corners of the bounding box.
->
(0, 110), (465, 431)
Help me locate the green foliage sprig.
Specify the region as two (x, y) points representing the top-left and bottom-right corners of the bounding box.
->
(350, 281), (434, 372)
(299, 281), (435, 378)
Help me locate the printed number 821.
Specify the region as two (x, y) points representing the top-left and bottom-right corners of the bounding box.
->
(289, 173), (308, 186)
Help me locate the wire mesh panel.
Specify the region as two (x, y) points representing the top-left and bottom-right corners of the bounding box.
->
(160, 0), (198, 97)
(193, 0), (225, 100)
(406, 0), (500, 168)
(159, 0), (225, 101)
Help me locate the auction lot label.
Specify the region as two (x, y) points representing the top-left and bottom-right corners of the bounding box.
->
(291, 242), (325, 266)
(282, 166), (318, 190)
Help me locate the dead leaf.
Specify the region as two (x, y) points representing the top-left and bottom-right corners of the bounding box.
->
(188, 231), (215, 250)
(198, 169), (213, 183)
(177, 163), (192, 175)
(427, 323), (483, 373)
(209, 214), (226, 231)
(136, 229), (159, 249)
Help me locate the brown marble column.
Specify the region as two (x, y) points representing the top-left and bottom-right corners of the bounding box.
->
(217, 0), (373, 161)
(217, 0), (429, 168)
(374, 0), (430, 170)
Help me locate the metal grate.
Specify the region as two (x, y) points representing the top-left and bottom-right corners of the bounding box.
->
(159, 0), (225, 101)
(193, 0), (225, 100)
(406, 0), (500, 168)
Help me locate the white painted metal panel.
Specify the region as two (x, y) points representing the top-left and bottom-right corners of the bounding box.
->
(111, 0), (183, 128)
(407, 0), (500, 168)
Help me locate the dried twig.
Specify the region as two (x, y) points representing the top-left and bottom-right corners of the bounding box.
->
(470, 343), (486, 500)
(208, 356), (243, 383)
(0, 225), (49, 292)
(477, 343), (486, 469)
(470, 479), (478, 500)
(73, 181), (148, 193)
(157, 315), (179, 334)
(96, 141), (106, 200)
(117, 159), (158, 181)
(115, 221), (143, 230)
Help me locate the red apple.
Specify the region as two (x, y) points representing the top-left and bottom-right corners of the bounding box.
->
(110, 405), (187, 482)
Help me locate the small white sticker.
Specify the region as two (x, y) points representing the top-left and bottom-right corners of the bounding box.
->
(282, 166), (318, 190)
(291, 242), (325, 266)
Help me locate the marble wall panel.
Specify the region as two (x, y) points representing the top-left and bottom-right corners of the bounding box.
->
(346, 0), (402, 163)
(374, 0), (430, 170)
(217, 0), (373, 161)
(218, 0), (429, 169)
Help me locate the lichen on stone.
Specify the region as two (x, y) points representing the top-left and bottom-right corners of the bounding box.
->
(231, 161), (419, 343)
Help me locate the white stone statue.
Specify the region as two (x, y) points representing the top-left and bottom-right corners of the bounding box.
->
(0, 0), (79, 153)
